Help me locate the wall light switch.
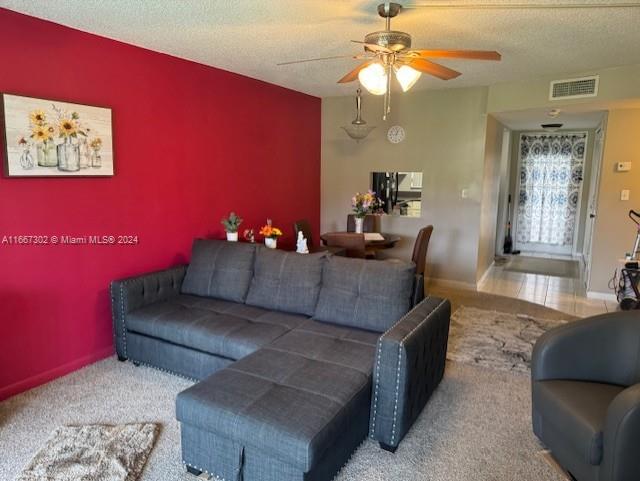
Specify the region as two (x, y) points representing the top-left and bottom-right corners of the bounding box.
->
(621, 189), (630, 201)
(461, 189), (469, 199)
(617, 162), (632, 172)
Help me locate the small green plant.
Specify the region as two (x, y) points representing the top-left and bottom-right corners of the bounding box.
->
(221, 212), (243, 233)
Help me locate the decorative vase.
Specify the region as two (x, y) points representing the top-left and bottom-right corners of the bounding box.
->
(265, 237), (277, 249)
(226, 232), (238, 242)
(354, 217), (364, 234)
(57, 138), (80, 172)
(37, 142), (57, 167)
(19, 146), (35, 170)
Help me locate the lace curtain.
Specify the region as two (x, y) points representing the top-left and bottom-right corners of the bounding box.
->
(516, 133), (587, 247)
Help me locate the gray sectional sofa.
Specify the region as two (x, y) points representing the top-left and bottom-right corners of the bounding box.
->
(111, 239), (451, 481)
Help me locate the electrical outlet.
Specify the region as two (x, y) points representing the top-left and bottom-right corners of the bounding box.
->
(621, 189), (630, 201)
(617, 162), (632, 172)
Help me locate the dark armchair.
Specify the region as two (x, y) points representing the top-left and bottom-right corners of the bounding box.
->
(531, 311), (640, 481)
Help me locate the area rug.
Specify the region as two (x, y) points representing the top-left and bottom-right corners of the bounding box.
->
(504, 256), (579, 278)
(447, 306), (568, 374)
(17, 423), (158, 481)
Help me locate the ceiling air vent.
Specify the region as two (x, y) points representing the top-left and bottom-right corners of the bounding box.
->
(549, 76), (599, 101)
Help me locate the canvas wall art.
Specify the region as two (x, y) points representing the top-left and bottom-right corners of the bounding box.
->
(2, 93), (113, 177)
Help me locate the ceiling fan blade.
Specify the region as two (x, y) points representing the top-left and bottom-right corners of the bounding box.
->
(350, 40), (393, 54)
(407, 58), (461, 80)
(337, 60), (376, 84)
(402, 2), (640, 10)
(409, 49), (501, 61)
(277, 54), (368, 66)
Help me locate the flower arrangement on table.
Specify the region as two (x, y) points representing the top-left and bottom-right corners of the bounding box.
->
(351, 190), (381, 218)
(259, 219), (283, 249)
(351, 190), (382, 233)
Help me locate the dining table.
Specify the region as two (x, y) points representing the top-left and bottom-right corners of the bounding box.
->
(320, 232), (401, 253)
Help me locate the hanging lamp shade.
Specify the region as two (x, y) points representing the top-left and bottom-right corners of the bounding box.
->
(341, 88), (376, 141)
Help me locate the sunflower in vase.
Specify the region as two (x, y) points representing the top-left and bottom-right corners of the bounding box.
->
(259, 219), (283, 249)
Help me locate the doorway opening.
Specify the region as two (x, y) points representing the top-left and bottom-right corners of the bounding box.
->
(514, 132), (588, 256)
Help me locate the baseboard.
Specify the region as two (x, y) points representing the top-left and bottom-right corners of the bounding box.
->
(0, 346), (114, 401)
(428, 277), (478, 292)
(587, 290), (617, 302)
(476, 261), (495, 287)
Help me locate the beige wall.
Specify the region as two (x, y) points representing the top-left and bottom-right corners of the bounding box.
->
(589, 108), (640, 293)
(321, 64), (640, 291)
(322, 86), (489, 286)
(487, 64), (640, 114)
(477, 115), (505, 281)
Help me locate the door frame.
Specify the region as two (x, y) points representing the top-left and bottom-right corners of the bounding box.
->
(513, 131), (589, 256)
(583, 120), (607, 290)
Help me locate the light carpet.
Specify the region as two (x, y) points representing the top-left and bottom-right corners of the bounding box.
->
(448, 306), (568, 374)
(0, 357), (562, 481)
(17, 423), (158, 481)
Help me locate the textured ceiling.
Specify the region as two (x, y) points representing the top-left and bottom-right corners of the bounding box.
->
(1, 0), (640, 98)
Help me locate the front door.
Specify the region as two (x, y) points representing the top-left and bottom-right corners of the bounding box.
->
(515, 132), (588, 255)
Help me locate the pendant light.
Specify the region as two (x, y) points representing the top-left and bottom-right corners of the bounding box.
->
(341, 89), (376, 141)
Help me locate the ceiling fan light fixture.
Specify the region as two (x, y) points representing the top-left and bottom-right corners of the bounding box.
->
(358, 63), (387, 95)
(394, 65), (422, 92)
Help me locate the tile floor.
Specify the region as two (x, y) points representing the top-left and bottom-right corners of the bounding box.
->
(478, 254), (619, 318)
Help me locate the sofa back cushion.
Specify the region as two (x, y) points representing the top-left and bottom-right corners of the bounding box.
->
(181, 239), (256, 302)
(314, 257), (415, 332)
(245, 248), (326, 316)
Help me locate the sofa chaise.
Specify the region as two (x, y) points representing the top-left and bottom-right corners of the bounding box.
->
(111, 239), (451, 481)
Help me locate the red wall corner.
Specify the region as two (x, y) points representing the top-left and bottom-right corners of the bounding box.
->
(0, 8), (321, 400)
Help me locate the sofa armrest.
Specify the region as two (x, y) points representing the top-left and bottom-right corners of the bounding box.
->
(110, 265), (187, 360)
(369, 296), (451, 451)
(532, 312), (640, 385)
(601, 384), (640, 481)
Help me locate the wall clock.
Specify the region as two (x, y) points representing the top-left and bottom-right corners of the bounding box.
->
(387, 125), (405, 144)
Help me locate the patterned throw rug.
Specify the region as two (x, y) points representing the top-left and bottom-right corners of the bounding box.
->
(447, 306), (568, 374)
(17, 423), (158, 481)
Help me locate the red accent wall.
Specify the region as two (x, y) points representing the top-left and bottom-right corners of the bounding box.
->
(0, 9), (321, 400)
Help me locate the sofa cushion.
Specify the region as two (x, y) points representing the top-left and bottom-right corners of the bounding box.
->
(313, 257), (415, 332)
(533, 380), (625, 466)
(126, 296), (307, 360)
(245, 248), (326, 316)
(176, 346), (372, 472)
(181, 239), (256, 302)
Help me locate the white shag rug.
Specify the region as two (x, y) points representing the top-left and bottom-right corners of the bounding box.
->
(17, 423), (158, 481)
(448, 306), (568, 374)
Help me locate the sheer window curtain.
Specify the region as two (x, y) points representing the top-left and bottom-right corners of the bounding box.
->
(516, 133), (587, 248)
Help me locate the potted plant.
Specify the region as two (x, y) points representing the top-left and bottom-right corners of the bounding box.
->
(221, 212), (243, 241)
(351, 190), (379, 233)
(259, 219), (283, 249)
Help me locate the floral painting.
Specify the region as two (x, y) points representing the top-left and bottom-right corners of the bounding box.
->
(2, 93), (113, 177)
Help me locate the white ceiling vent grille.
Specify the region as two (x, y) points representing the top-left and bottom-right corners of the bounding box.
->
(549, 76), (599, 101)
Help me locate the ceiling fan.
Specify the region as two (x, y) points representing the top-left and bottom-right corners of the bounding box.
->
(279, 2), (501, 119)
(278, 1), (640, 119)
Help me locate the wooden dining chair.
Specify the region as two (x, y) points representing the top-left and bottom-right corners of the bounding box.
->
(293, 219), (315, 246)
(410, 225), (433, 306)
(294, 220), (347, 255)
(347, 214), (381, 233)
(323, 232), (366, 259)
